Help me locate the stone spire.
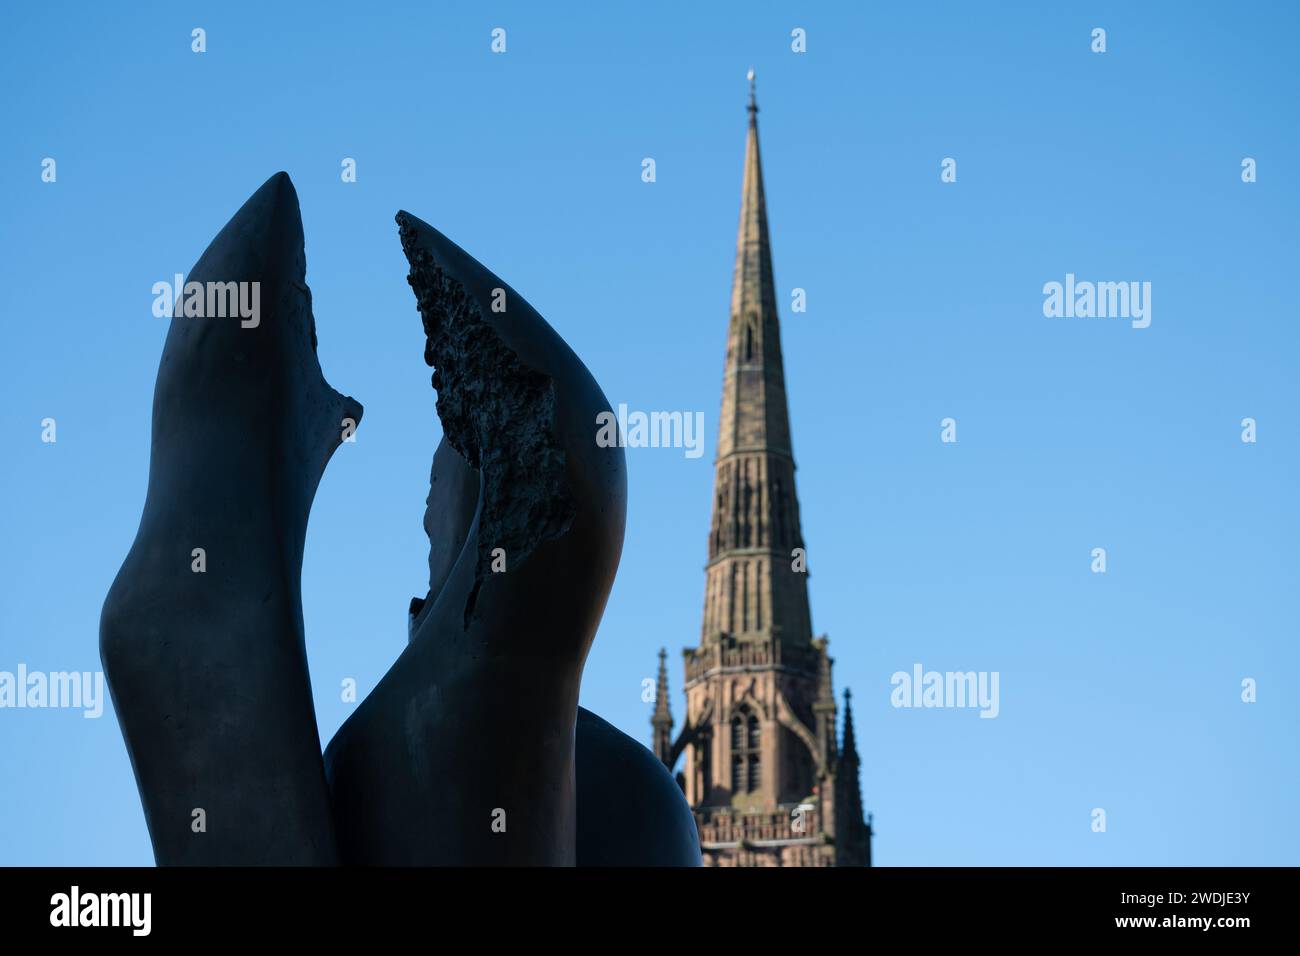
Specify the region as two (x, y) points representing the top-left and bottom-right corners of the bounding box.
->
(653, 76), (872, 866)
(651, 647), (673, 763)
(701, 70), (813, 645)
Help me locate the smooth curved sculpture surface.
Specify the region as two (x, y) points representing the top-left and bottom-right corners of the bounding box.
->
(101, 173), (700, 867)
(100, 172), (355, 865)
(575, 708), (701, 866)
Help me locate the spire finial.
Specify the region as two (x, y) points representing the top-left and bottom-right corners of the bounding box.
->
(747, 67), (757, 114)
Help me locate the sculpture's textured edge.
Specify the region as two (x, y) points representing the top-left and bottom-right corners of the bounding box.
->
(397, 211), (577, 627)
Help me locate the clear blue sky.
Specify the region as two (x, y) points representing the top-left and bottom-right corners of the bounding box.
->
(2, 1), (1297, 866)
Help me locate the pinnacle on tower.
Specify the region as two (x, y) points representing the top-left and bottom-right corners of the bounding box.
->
(651, 647), (673, 764)
(836, 687), (869, 865)
(841, 687), (859, 768)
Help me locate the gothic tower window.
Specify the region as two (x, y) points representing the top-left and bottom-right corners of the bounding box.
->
(772, 475), (786, 547)
(741, 561), (749, 632)
(741, 463), (754, 547)
(730, 708), (762, 793)
(696, 729), (712, 803)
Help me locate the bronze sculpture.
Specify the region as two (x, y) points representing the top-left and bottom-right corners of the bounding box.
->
(101, 173), (700, 867)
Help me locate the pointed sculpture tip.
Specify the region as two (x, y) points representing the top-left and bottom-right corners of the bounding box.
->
(395, 209), (441, 240)
(262, 170), (295, 197)
(395, 210), (429, 251)
(240, 171), (300, 225)
(212, 171), (303, 259)
(747, 67), (757, 114)
(394, 211), (460, 268)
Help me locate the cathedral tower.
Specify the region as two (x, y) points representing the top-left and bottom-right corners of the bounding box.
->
(651, 73), (871, 867)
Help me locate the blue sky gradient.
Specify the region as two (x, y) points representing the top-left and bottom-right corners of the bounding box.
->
(2, 1), (1297, 865)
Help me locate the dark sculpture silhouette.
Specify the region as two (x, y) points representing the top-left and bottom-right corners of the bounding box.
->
(100, 173), (352, 865)
(100, 172), (700, 867)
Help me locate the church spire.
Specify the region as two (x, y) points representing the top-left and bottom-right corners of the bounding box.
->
(653, 76), (872, 866)
(701, 71), (811, 645)
(724, 66), (790, 458)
